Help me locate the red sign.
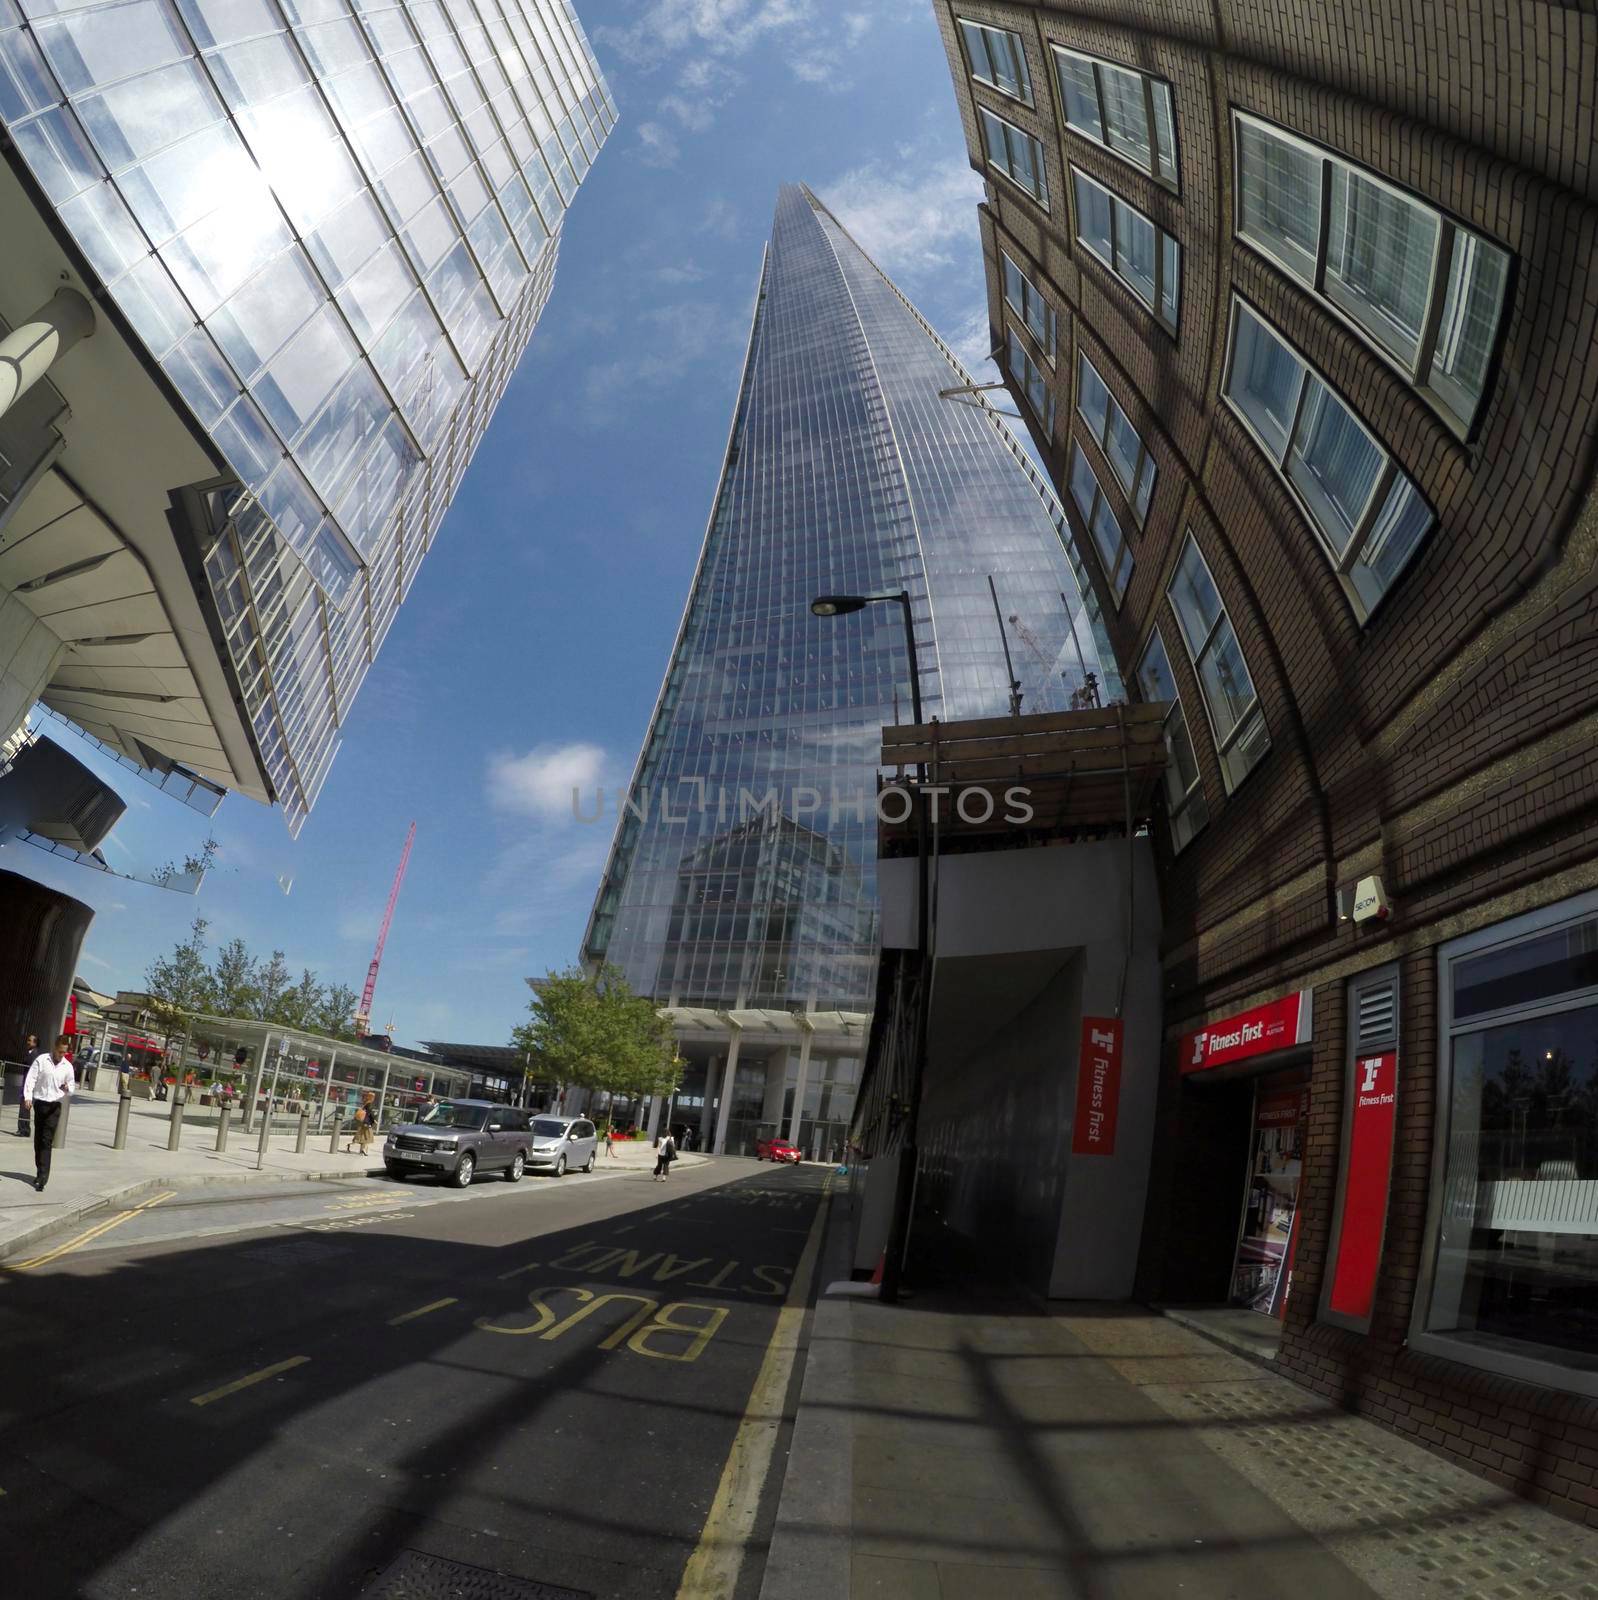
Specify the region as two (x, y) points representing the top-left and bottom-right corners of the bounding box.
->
(1071, 1016), (1123, 1156)
(1180, 991), (1312, 1074)
(1326, 1051), (1399, 1321)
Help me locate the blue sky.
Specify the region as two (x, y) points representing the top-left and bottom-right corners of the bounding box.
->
(4, 0), (1002, 1049)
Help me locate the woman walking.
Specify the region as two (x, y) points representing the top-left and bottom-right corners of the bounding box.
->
(347, 1090), (377, 1155)
(653, 1129), (677, 1182)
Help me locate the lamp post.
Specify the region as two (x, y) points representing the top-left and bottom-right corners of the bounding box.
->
(810, 591), (929, 1303)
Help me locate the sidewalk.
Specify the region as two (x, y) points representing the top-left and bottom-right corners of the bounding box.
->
(0, 1096), (704, 1263)
(762, 1209), (1598, 1600)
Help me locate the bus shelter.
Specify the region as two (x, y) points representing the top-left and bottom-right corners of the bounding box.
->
(174, 1016), (473, 1136)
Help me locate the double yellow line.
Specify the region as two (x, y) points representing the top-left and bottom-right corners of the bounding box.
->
(6, 1190), (175, 1272)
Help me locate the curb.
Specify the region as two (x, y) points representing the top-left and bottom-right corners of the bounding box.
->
(0, 1164), (385, 1264)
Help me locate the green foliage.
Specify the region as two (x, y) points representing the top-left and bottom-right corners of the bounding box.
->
(513, 965), (681, 1103)
(141, 925), (362, 1041)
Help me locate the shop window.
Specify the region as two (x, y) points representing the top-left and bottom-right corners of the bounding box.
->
(1415, 896), (1598, 1394)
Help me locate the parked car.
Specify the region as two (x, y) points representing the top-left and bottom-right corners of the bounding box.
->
(384, 1099), (533, 1187)
(754, 1136), (802, 1164)
(526, 1116), (598, 1176)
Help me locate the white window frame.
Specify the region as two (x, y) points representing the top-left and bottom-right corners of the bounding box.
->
(1001, 249), (1057, 363)
(958, 17), (1033, 106)
(1166, 532), (1269, 792)
(1070, 166), (1179, 333)
(1222, 296), (1434, 622)
(1232, 111), (1511, 434)
(1068, 440), (1131, 606)
(1135, 625), (1207, 852)
(1006, 327), (1054, 435)
(1411, 890), (1598, 1398)
(980, 107), (1049, 208)
(1050, 44), (1178, 187)
(1075, 351), (1156, 523)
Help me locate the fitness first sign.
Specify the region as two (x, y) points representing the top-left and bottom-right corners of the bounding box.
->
(1179, 991), (1313, 1075)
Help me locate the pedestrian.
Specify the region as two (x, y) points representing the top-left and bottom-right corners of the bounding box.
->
(14, 1032), (38, 1138)
(23, 1033), (75, 1192)
(604, 1126), (615, 1158)
(347, 1090), (376, 1155)
(653, 1129), (677, 1182)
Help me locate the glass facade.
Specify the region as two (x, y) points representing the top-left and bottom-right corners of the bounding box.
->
(0, 0), (614, 831)
(583, 183), (1118, 1015)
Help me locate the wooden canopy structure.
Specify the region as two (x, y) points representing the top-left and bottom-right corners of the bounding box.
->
(877, 702), (1170, 849)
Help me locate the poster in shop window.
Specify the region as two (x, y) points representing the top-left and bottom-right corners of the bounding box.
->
(1230, 1086), (1308, 1316)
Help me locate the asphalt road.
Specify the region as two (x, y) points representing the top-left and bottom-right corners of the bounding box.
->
(0, 1157), (832, 1600)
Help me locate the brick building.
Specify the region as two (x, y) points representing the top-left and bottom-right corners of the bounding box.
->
(935, 1), (1598, 1523)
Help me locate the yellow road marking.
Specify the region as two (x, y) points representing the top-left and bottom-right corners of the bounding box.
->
(8, 1209), (138, 1271)
(190, 1356), (309, 1407)
(387, 1296), (458, 1326)
(675, 1177), (832, 1599)
(496, 1261), (542, 1280)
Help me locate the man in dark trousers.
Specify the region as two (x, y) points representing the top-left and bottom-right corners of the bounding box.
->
(14, 1032), (38, 1137)
(23, 1034), (76, 1191)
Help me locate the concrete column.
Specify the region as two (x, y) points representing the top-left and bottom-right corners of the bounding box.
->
(761, 1047), (788, 1127)
(699, 1056), (720, 1147)
(712, 1027), (742, 1156)
(786, 1027), (815, 1145)
(0, 289), (94, 421)
(646, 1093), (664, 1141)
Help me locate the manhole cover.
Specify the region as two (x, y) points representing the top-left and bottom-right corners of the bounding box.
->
(363, 1551), (591, 1599)
(238, 1239), (352, 1265)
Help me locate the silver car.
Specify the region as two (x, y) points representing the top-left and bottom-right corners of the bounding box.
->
(526, 1115), (598, 1177)
(384, 1099), (532, 1187)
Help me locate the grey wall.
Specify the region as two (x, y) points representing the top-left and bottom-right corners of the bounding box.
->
(882, 839), (1163, 1300)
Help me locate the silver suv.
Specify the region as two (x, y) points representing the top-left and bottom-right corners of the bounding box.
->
(527, 1115), (598, 1177)
(384, 1099), (532, 1187)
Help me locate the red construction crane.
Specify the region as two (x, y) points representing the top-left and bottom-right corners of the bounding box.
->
(353, 822), (415, 1036)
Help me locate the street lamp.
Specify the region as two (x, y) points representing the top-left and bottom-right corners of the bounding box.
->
(810, 592), (923, 728)
(810, 589), (929, 1303)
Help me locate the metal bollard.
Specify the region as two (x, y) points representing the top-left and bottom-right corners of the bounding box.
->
(329, 1117), (340, 1155)
(255, 1100), (271, 1171)
(113, 1093), (131, 1150)
(54, 1095), (70, 1148)
(216, 1103), (231, 1152)
(167, 1087), (184, 1151)
(295, 1109), (309, 1154)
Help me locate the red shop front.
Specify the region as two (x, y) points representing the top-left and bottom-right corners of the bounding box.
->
(1177, 990), (1314, 1323)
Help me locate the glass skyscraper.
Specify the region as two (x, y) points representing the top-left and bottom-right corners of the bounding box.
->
(0, 0), (613, 831)
(581, 183), (1117, 1152)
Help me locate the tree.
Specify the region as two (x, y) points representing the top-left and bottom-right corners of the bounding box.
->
(276, 968), (325, 1030)
(256, 951), (291, 1021)
(314, 983), (360, 1040)
(210, 938), (259, 1017)
(513, 965), (680, 1117)
(144, 915), (213, 1064)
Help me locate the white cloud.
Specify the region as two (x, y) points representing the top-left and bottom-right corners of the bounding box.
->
(946, 303), (1000, 377)
(579, 299), (742, 421)
(635, 120), (681, 168)
(700, 197), (741, 239)
(598, 0), (815, 67)
(486, 743), (610, 820)
(819, 155), (985, 284)
(655, 260), (710, 284)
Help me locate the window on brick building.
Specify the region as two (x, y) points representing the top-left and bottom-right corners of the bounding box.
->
(1071, 167), (1179, 333)
(1135, 626), (1207, 850)
(1417, 895), (1598, 1396)
(1234, 112), (1511, 433)
(980, 107), (1048, 206)
(1051, 45), (1177, 185)
(959, 18), (1032, 105)
(1006, 327), (1054, 433)
(1068, 441), (1131, 605)
(1167, 533), (1269, 790)
(1224, 299), (1435, 620)
(1076, 352), (1155, 523)
(1001, 249), (1056, 361)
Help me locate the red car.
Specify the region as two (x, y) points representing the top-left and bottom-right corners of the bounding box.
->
(754, 1136), (802, 1164)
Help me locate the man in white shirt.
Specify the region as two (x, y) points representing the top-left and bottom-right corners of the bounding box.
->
(23, 1034), (76, 1192)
